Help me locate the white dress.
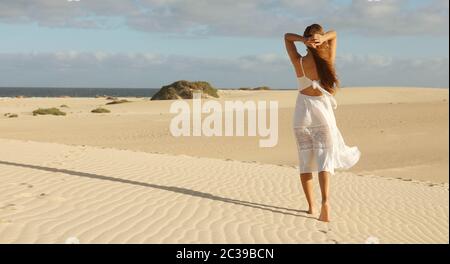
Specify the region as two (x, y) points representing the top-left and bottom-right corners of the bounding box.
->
(293, 57), (360, 175)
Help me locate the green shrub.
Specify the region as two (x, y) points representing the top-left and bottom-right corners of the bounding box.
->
(253, 86), (271, 90)
(4, 113), (18, 118)
(106, 99), (130, 105)
(91, 107), (111, 113)
(33, 108), (66, 116)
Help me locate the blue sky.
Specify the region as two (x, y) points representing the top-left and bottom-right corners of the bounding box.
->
(0, 0), (448, 89)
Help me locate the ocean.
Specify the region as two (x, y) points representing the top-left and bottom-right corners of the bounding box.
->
(0, 87), (160, 98)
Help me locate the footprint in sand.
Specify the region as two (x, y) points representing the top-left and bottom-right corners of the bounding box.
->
(38, 193), (47, 198)
(19, 182), (33, 188)
(36, 192), (66, 202)
(0, 203), (22, 211)
(318, 229), (340, 244)
(397, 178), (413, 182)
(329, 239), (339, 244)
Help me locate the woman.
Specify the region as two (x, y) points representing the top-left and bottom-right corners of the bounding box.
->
(284, 24), (360, 222)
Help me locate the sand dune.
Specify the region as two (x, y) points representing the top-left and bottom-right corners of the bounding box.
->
(0, 88), (448, 183)
(0, 87), (448, 243)
(0, 139), (448, 243)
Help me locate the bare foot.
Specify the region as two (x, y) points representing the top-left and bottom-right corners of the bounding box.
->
(307, 206), (316, 215)
(318, 203), (330, 222)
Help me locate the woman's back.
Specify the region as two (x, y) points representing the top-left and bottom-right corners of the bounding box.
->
(297, 51), (335, 96)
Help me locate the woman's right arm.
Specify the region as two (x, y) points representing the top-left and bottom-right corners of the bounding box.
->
(284, 33), (306, 65)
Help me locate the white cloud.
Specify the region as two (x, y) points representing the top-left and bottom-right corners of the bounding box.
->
(325, 0), (449, 36)
(0, 0), (447, 37)
(337, 53), (449, 87)
(0, 51), (447, 88)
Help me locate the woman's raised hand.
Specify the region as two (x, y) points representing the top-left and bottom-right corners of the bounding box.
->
(312, 34), (325, 46)
(303, 36), (317, 47)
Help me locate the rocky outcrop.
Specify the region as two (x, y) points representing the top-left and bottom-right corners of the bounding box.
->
(151, 80), (219, 100)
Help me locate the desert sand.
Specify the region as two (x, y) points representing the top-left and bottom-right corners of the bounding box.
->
(0, 87), (448, 243)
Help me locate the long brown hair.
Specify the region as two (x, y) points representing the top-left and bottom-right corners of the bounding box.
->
(303, 24), (339, 94)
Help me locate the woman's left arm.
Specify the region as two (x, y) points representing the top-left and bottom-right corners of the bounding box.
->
(313, 30), (337, 64)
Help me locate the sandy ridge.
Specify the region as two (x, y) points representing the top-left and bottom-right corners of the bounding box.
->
(0, 139), (447, 243)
